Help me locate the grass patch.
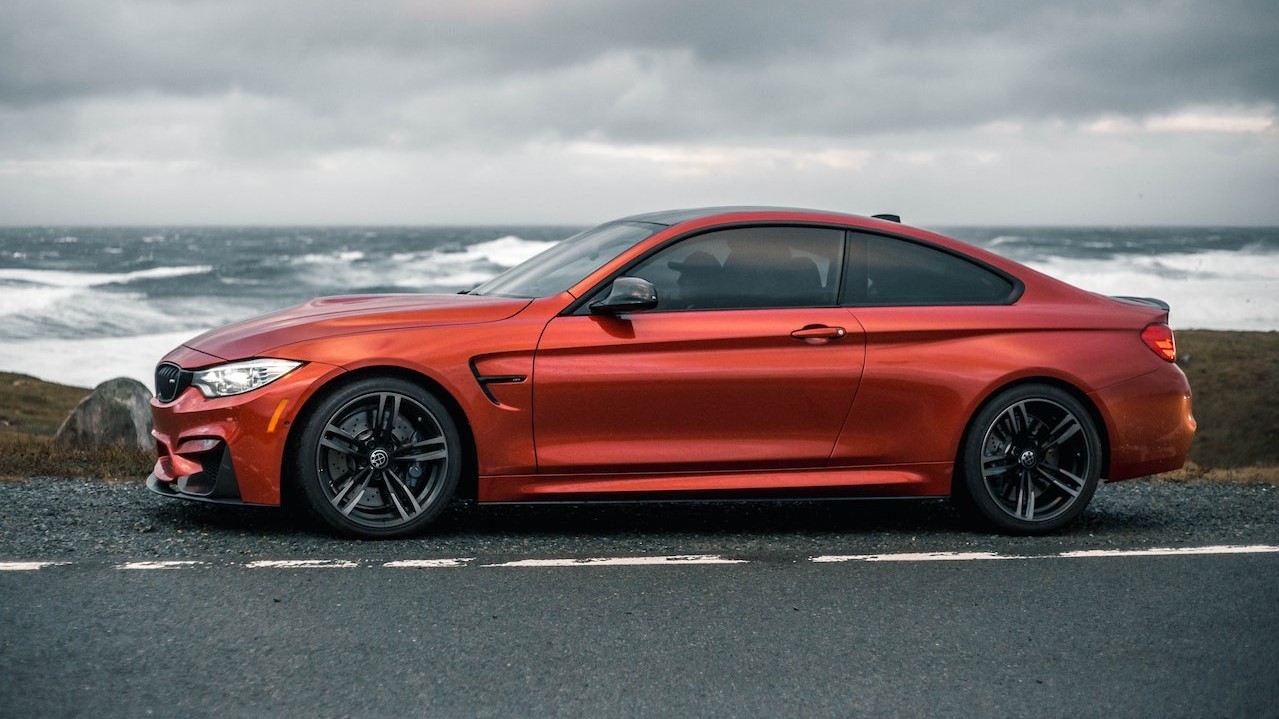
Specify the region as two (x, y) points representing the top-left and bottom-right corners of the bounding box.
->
(1175, 330), (1279, 469)
(0, 372), (153, 482)
(0, 372), (93, 436)
(1154, 462), (1279, 485)
(0, 432), (154, 483)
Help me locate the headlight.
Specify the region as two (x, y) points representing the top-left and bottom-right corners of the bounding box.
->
(191, 358), (302, 398)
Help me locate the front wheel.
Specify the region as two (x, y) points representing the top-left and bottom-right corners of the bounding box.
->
(956, 384), (1101, 534)
(293, 378), (462, 538)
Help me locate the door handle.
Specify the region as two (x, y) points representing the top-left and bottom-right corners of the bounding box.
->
(790, 325), (847, 343)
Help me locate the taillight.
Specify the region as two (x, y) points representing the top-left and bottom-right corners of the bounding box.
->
(1141, 323), (1177, 362)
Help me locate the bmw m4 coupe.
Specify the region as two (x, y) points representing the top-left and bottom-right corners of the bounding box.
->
(148, 207), (1194, 537)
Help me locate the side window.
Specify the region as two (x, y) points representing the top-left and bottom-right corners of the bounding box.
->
(844, 233), (1015, 306)
(626, 226), (844, 311)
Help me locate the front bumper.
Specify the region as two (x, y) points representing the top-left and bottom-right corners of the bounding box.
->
(148, 359), (341, 505)
(147, 440), (245, 504)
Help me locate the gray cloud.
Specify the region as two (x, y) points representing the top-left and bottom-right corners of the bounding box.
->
(2, 0), (1275, 152)
(0, 0), (1275, 224)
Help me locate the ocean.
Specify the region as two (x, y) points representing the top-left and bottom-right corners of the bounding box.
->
(2, 225), (1276, 389)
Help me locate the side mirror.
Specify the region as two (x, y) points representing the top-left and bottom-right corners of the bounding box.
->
(590, 276), (658, 314)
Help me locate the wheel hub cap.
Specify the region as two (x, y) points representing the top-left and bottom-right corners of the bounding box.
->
(1018, 448), (1038, 468)
(368, 447), (391, 470)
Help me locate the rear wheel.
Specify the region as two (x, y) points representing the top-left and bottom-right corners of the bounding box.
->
(957, 384), (1101, 534)
(293, 377), (461, 538)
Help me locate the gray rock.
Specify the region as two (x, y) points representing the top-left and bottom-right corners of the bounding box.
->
(53, 377), (155, 451)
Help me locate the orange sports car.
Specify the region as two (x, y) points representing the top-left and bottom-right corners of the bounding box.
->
(148, 208), (1194, 537)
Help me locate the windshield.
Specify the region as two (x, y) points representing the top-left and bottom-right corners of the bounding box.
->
(470, 221), (663, 298)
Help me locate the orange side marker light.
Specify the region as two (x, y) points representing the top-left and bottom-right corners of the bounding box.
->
(267, 400), (289, 433)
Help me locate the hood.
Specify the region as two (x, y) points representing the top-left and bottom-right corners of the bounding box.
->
(184, 293), (531, 361)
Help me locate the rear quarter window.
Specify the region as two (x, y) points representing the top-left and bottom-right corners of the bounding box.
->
(843, 233), (1017, 306)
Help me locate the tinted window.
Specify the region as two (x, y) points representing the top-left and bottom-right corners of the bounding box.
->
(624, 226), (844, 311)
(844, 234), (1015, 306)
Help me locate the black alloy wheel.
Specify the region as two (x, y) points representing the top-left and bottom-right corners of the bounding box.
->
(956, 384), (1101, 534)
(294, 377), (461, 538)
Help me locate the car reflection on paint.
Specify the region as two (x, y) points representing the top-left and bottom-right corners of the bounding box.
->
(148, 207), (1194, 538)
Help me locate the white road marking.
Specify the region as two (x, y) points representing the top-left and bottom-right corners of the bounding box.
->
(814, 545), (1279, 563)
(383, 558), (474, 568)
(483, 554), (748, 568)
(3, 546), (1277, 572)
(117, 561), (204, 570)
(0, 561), (67, 571)
(812, 551), (1015, 563)
(1059, 544), (1279, 558)
(245, 559), (360, 569)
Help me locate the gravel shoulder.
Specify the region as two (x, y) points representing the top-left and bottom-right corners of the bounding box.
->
(3, 477), (1276, 561)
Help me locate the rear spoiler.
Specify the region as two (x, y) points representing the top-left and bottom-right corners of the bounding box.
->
(1112, 296), (1170, 312)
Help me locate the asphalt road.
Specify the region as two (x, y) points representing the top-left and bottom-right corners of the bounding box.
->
(2, 478), (1278, 718)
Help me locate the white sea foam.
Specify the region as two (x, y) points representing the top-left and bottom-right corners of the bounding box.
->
(0, 285), (255, 340)
(392, 269), (499, 289)
(0, 264), (213, 289)
(1028, 249), (1279, 331)
(297, 250), (366, 264)
(0, 330), (201, 388)
(987, 235), (1024, 247)
(0, 285), (80, 316)
(289, 235), (556, 291)
(458, 235), (557, 266)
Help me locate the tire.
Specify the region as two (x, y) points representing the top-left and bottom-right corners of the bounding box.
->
(292, 377), (462, 539)
(956, 384), (1101, 535)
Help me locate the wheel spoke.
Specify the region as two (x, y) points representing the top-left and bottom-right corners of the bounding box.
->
(1008, 401), (1029, 434)
(1044, 415), (1082, 450)
(1036, 465), (1084, 498)
(376, 393), (401, 433)
(320, 424), (363, 459)
(395, 436), (447, 463)
(332, 468), (373, 516)
(981, 454), (1018, 479)
(330, 468), (365, 504)
(1016, 472), (1036, 520)
(989, 424), (1011, 447)
(382, 467), (423, 520)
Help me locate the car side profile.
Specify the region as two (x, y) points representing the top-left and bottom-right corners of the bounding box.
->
(148, 207), (1195, 537)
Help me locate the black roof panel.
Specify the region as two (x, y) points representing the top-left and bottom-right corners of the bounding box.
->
(616, 206), (867, 227)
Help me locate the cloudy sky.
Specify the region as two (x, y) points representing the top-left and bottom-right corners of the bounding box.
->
(1, 0), (1276, 225)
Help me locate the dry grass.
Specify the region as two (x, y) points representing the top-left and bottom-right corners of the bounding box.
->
(1175, 330), (1279, 469)
(0, 432), (154, 483)
(0, 372), (153, 482)
(0, 371), (94, 436)
(1153, 461), (1279, 485)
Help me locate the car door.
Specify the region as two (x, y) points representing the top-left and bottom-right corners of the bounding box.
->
(532, 225), (866, 474)
(832, 231), (1023, 466)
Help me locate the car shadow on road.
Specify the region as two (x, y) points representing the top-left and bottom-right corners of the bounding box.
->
(441, 498), (968, 536)
(150, 494), (968, 535)
(143, 485), (1208, 552)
